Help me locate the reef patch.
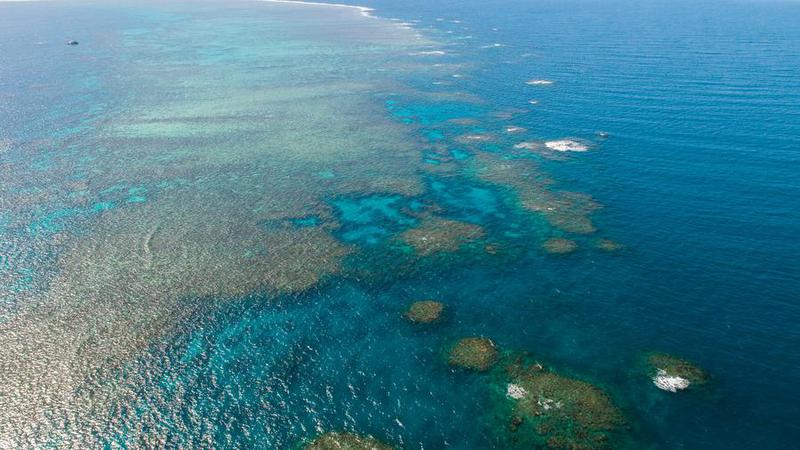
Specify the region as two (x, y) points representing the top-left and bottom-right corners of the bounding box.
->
(490, 354), (625, 449)
(646, 353), (708, 392)
(405, 300), (445, 324)
(399, 216), (484, 256)
(301, 432), (395, 450)
(449, 337), (499, 371)
(543, 238), (578, 254)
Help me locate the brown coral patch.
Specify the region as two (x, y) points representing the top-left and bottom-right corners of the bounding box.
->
(543, 238), (578, 254)
(400, 216), (485, 256)
(405, 300), (445, 324)
(497, 357), (625, 449)
(302, 432), (395, 450)
(474, 154), (599, 234)
(449, 337), (499, 371)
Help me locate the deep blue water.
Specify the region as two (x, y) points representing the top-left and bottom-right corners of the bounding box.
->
(367, 0), (800, 446)
(1, 0), (799, 448)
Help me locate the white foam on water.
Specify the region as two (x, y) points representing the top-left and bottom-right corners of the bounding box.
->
(480, 43), (504, 49)
(410, 50), (446, 56)
(260, 0), (375, 18)
(528, 99), (539, 105)
(526, 79), (554, 85)
(507, 383), (527, 400)
(544, 139), (589, 152)
(505, 126), (526, 133)
(537, 397), (563, 410)
(653, 369), (691, 392)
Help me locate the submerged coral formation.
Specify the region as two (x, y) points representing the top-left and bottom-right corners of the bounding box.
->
(595, 238), (623, 252)
(449, 337), (499, 371)
(399, 216), (484, 256)
(474, 154), (599, 234)
(492, 355), (625, 449)
(543, 238), (578, 254)
(457, 133), (495, 143)
(405, 300), (445, 324)
(302, 432), (395, 450)
(646, 353), (708, 392)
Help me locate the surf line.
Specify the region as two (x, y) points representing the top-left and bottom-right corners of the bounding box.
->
(259, 0), (375, 18)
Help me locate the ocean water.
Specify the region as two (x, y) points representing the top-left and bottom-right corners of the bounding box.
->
(1, 0), (799, 448)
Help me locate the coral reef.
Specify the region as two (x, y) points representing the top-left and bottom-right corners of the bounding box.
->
(405, 300), (445, 324)
(595, 239), (623, 252)
(399, 216), (484, 256)
(302, 432), (395, 450)
(449, 337), (499, 371)
(543, 238), (578, 254)
(492, 355), (625, 449)
(646, 353), (708, 392)
(474, 154), (599, 234)
(457, 133), (495, 144)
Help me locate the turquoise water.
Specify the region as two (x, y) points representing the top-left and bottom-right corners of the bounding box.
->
(1, 0), (799, 448)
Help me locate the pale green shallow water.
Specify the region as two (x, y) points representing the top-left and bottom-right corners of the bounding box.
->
(0, 1), (444, 445)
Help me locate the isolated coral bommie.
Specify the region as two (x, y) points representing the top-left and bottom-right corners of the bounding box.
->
(405, 300), (445, 324)
(596, 238), (623, 252)
(449, 337), (499, 371)
(646, 353), (708, 392)
(543, 238), (578, 254)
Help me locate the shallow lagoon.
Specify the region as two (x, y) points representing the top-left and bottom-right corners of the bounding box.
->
(1, 0), (799, 448)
